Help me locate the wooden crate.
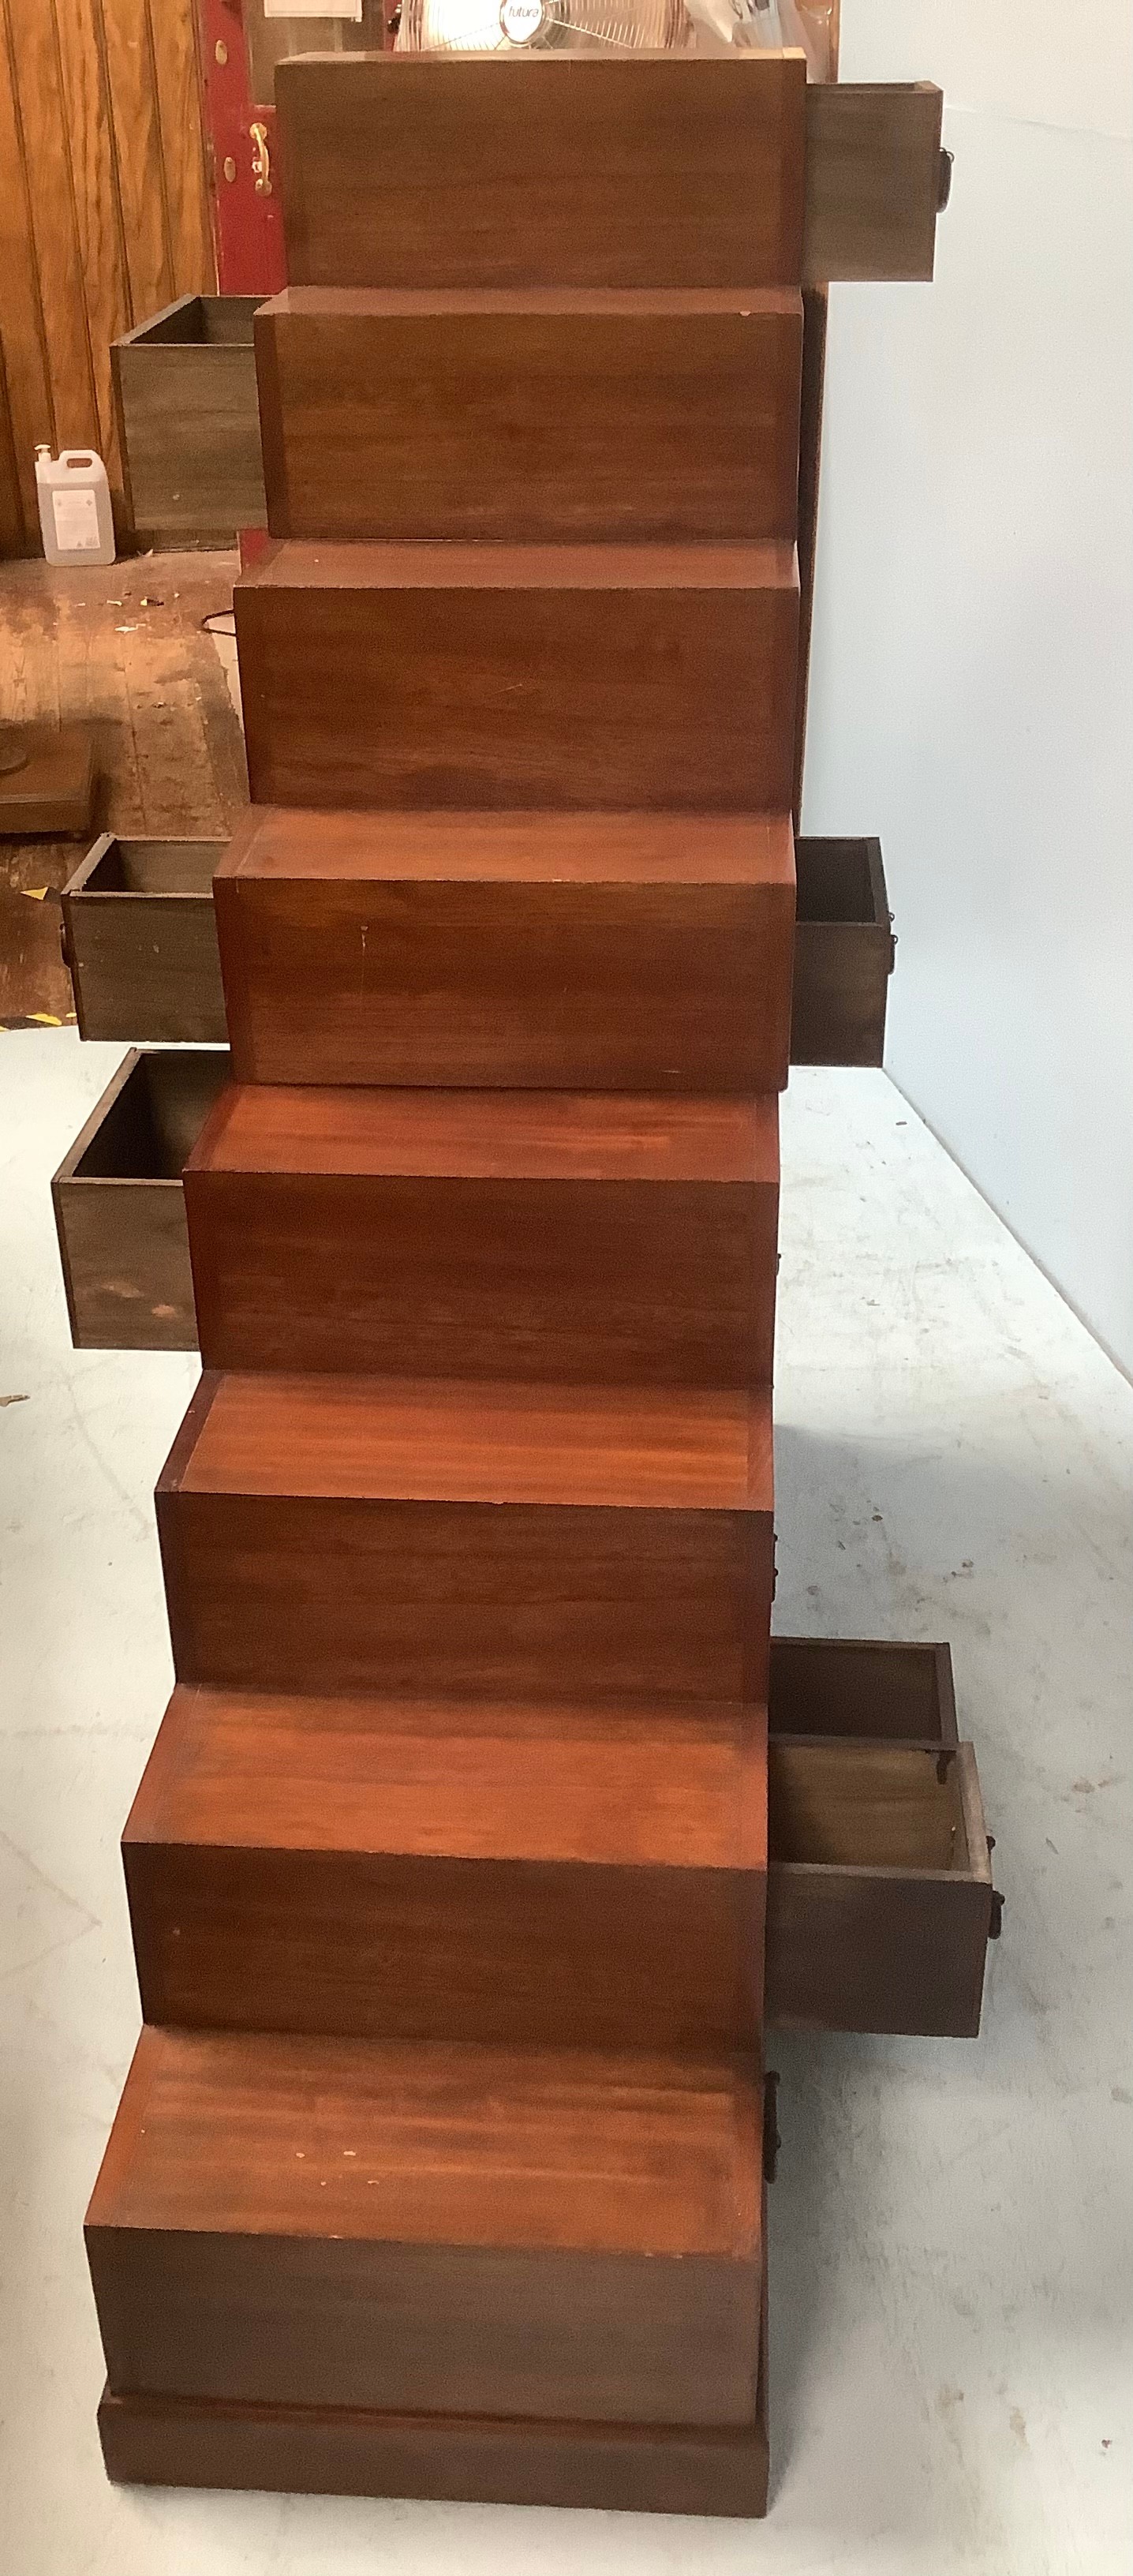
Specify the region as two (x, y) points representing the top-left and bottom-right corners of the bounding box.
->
(112, 296), (267, 542)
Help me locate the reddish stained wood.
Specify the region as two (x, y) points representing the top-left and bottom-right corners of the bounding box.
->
(124, 1687), (768, 2051)
(214, 806), (795, 1091)
(184, 1087), (780, 1386)
(170, 1372), (772, 1511)
(234, 541), (799, 814)
(256, 286), (803, 545)
(276, 52), (807, 291)
(87, 2027), (764, 2425)
(155, 1375), (774, 1703)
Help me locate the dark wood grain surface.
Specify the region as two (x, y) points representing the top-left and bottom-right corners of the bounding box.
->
(234, 542), (799, 814)
(97, 2382), (771, 2518)
(62, 835), (226, 1045)
(256, 287), (802, 545)
(88, 2026), (763, 2424)
(765, 1743), (993, 2036)
(51, 1049), (227, 1351)
(241, 537), (795, 594)
(158, 1502), (772, 1701)
(791, 837), (894, 1066)
(184, 1088), (780, 1385)
(128, 1685), (766, 1867)
(802, 83), (944, 284)
(766, 1636), (958, 1747)
(189, 1084), (778, 1184)
(113, 296), (266, 542)
(216, 803), (795, 888)
(276, 54), (806, 292)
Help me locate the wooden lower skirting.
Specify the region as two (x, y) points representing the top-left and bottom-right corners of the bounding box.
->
(98, 2260), (768, 2518)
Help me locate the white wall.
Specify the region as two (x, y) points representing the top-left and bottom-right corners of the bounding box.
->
(802, 3), (1133, 1375)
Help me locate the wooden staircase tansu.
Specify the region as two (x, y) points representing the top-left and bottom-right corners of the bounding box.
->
(84, 50), (977, 2518)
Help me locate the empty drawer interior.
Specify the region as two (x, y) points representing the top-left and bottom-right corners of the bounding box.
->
(76, 839), (224, 897)
(128, 296), (260, 350)
(795, 838), (883, 925)
(768, 1741), (974, 1874)
(72, 1051), (228, 1181)
(768, 1637), (956, 1745)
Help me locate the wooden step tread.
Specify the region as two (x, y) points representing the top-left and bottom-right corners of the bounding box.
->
(128, 1684), (766, 1870)
(188, 1087), (779, 1184)
(163, 1375), (773, 1513)
(217, 804), (795, 887)
(266, 285), (802, 320)
(242, 537), (795, 593)
(87, 2027), (762, 2427)
(183, 1090), (779, 1386)
(214, 811), (795, 1094)
(89, 2026), (760, 2255)
(125, 1690), (767, 2048)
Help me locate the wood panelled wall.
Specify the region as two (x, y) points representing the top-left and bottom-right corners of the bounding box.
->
(0, 0), (215, 555)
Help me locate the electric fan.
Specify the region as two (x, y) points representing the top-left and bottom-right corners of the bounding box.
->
(395, 0), (692, 49)
(394, 0), (831, 65)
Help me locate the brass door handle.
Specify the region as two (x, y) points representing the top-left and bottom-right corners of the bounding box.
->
(250, 121), (272, 197)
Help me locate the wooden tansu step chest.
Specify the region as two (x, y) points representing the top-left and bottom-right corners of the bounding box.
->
(73, 43), (996, 2521)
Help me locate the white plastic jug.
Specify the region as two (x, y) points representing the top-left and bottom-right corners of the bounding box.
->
(35, 445), (116, 567)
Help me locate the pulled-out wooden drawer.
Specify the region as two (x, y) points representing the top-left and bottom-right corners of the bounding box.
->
(52, 1051), (228, 1351)
(768, 1634), (956, 1748)
(765, 1725), (995, 2039)
(60, 833), (893, 1065)
(62, 838), (227, 1046)
(112, 296), (267, 542)
(791, 837), (894, 1065)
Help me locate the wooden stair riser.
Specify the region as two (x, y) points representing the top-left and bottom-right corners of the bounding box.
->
(86, 2028), (764, 2432)
(126, 1843), (763, 2054)
(215, 863), (796, 1096)
(276, 54), (807, 294)
(234, 545), (799, 814)
(184, 1124), (780, 1384)
(90, 2228), (761, 2424)
(158, 1491), (773, 1704)
(256, 290), (803, 545)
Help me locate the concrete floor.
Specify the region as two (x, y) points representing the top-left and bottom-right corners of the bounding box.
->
(2, 1031), (1130, 2576)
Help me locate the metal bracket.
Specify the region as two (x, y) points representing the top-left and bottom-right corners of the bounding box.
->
(987, 1834), (1004, 1939)
(764, 2070), (781, 2184)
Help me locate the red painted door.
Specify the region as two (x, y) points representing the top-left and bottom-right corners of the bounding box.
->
(196, 2), (392, 294)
